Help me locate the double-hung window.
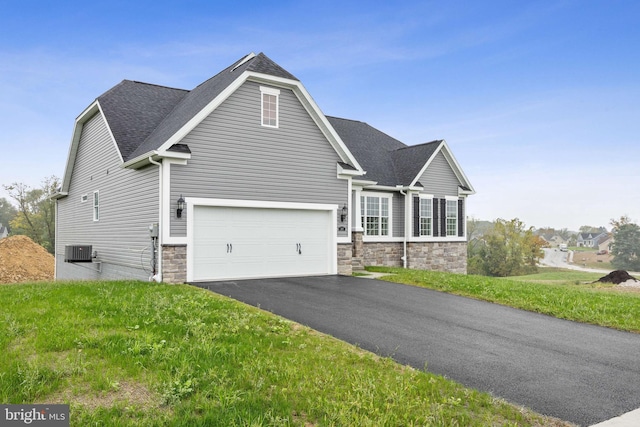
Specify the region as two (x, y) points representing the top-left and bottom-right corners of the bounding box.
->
(419, 197), (432, 236)
(446, 199), (457, 236)
(360, 194), (390, 236)
(260, 86), (279, 128)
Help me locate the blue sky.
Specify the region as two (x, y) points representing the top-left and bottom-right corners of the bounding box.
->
(1, 0), (638, 231)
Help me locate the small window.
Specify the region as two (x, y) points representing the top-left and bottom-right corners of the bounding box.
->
(93, 191), (99, 222)
(80, 194), (88, 203)
(260, 86), (280, 128)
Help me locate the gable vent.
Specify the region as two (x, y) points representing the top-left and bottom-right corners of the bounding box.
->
(65, 245), (93, 263)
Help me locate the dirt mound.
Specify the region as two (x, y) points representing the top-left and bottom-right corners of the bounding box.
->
(595, 270), (637, 285)
(0, 235), (54, 284)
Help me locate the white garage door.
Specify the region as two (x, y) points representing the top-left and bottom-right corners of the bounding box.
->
(191, 205), (334, 281)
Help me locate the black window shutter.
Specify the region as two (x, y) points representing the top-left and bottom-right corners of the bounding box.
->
(440, 198), (447, 237)
(413, 196), (420, 237)
(432, 198), (439, 237)
(458, 198), (464, 237)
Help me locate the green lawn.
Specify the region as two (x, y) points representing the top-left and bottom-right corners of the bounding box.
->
(0, 281), (569, 426)
(367, 267), (640, 333)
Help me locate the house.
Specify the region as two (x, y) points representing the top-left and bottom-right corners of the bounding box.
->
(0, 223), (7, 240)
(577, 232), (609, 248)
(54, 53), (475, 283)
(597, 235), (614, 253)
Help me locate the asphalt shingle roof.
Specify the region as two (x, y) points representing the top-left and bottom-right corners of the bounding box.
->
(327, 116), (442, 187)
(97, 81), (187, 161)
(94, 53), (444, 188)
(97, 53), (297, 162)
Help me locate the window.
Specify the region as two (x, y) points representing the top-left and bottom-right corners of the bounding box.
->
(360, 194), (390, 236)
(80, 194), (88, 203)
(93, 191), (99, 221)
(446, 199), (457, 236)
(419, 198), (432, 236)
(260, 86), (280, 127)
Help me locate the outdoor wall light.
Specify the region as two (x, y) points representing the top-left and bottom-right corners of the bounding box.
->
(340, 204), (348, 222)
(177, 195), (185, 219)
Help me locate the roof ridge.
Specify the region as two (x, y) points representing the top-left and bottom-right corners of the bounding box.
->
(128, 80), (188, 92)
(393, 139), (443, 151)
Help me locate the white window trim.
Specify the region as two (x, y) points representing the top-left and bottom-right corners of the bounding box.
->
(419, 194), (434, 237)
(260, 86), (280, 128)
(80, 194), (88, 203)
(445, 196), (458, 237)
(93, 190), (100, 222)
(410, 195), (466, 242)
(360, 191), (393, 241)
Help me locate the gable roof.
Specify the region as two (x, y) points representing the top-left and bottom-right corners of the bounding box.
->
(59, 52), (474, 197)
(327, 116), (474, 193)
(126, 53), (298, 162)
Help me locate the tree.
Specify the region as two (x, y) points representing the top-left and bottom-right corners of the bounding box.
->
(0, 197), (17, 232)
(610, 216), (640, 271)
(473, 218), (545, 277)
(3, 176), (59, 253)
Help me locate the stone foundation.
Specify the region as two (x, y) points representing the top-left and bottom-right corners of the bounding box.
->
(356, 240), (467, 274)
(337, 243), (353, 276)
(162, 244), (187, 284)
(407, 241), (467, 274)
(361, 242), (404, 267)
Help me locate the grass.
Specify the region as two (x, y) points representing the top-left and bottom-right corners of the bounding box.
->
(367, 266), (640, 333)
(0, 280), (570, 426)
(507, 268), (605, 284)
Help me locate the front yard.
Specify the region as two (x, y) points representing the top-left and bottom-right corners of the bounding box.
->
(0, 280), (571, 426)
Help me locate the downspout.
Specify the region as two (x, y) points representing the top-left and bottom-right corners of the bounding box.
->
(399, 189), (407, 269)
(148, 156), (162, 282)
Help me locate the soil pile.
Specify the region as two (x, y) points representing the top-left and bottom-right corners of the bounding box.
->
(0, 235), (54, 284)
(595, 270), (637, 285)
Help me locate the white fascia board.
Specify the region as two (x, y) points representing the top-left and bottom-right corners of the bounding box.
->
(365, 184), (424, 192)
(352, 179), (378, 188)
(337, 163), (364, 177)
(246, 72), (365, 174)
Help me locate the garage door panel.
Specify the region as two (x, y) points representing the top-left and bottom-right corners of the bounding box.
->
(192, 205), (333, 281)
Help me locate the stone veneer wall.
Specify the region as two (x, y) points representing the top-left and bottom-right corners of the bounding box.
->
(361, 242), (404, 267)
(358, 241), (468, 274)
(162, 244), (187, 284)
(337, 243), (353, 276)
(407, 242), (467, 274)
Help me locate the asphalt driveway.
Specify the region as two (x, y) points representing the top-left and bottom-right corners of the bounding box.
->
(194, 275), (640, 426)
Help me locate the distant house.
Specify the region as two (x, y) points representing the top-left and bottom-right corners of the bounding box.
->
(577, 232), (609, 248)
(54, 52), (475, 283)
(539, 234), (568, 248)
(597, 235), (614, 253)
(0, 223), (8, 240)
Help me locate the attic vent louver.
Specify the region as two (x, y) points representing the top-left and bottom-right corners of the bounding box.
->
(65, 245), (93, 262)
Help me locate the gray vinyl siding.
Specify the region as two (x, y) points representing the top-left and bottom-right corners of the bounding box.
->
(392, 192), (405, 237)
(56, 112), (159, 281)
(170, 81), (348, 237)
(418, 151), (461, 197)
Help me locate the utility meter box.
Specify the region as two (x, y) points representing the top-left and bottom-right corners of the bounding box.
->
(149, 223), (159, 238)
